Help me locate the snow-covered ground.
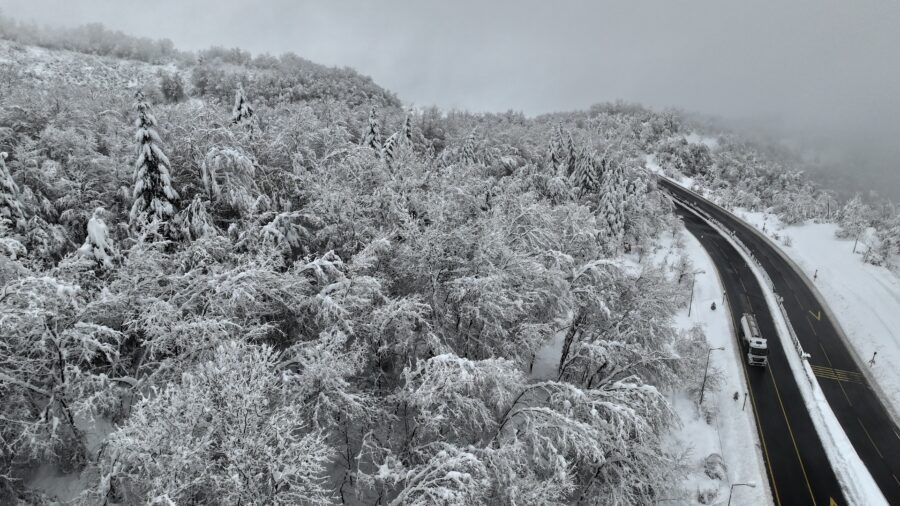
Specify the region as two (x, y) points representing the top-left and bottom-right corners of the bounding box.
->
(27, 413), (115, 502)
(659, 229), (771, 506)
(735, 209), (900, 422)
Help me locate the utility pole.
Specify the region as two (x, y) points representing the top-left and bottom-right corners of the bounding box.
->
(699, 346), (725, 405)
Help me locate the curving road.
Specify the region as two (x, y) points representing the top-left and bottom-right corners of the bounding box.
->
(663, 177), (900, 505)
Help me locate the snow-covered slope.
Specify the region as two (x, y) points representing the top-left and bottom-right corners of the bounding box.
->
(0, 39), (174, 91)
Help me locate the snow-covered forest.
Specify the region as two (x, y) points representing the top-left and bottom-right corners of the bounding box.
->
(0, 14), (895, 505)
(650, 128), (900, 268)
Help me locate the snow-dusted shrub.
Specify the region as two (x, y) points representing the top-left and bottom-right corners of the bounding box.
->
(697, 487), (719, 504)
(703, 453), (727, 481)
(201, 146), (258, 214)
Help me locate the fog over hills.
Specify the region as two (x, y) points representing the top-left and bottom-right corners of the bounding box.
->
(5, 0), (900, 199)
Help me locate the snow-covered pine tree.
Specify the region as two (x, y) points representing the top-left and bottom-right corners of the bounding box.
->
(363, 106), (382, 154)
(231, 84), (254, 124)
(129, 91), (179, 227)
(571, 147), (597, 194)
(548, 125), (565, 174)
(587, 152), (603, 191)
(597, 159), (626, 252)
(0, 151), (26, 259)
(401, 114), (413, 143)
(462, 127), (478, 164)
(564, 132), (577, 177)
(382, 131), (399, 166)
(547, 139), (560, 173)
(0, 152), (25, 227)
(77, 207), (115, 269)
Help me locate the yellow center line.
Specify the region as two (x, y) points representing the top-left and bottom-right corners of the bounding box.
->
(811, 372), (863, 384)
(809, 368), (863, 379)
(813, 344), (856, 403)
(743, 357), (782, 505)
(768, 366), (818, 506)
(858, 418), (884, 459)
(809, 365), (865, 380)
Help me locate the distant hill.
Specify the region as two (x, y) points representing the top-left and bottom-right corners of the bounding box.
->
(0, 13), (400, 110)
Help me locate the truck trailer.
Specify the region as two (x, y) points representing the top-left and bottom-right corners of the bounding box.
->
(739, 313), (769, 366)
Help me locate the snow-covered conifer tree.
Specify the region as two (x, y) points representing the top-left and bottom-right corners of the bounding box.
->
(587, 152), (603, 190)
(382, 131), (399, 165)
(362, 106), (382, 154)
(0, 152), (25, 227)
(462, 127), (478, 164)
(231, 84), (254, 124)
(129, 91), (179, 227)
(401, 114), (413, 143)
(548, 125), (565, 174)
(77, 207), (115, 269)
(564, 132), (578, 177)
(571, 148), (598, 194)
(597, 160), (626, 251)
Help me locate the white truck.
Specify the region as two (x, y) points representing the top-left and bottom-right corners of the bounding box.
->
(739, 313), (769, 366)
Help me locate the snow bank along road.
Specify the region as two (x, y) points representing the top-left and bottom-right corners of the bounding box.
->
(661, 178), (900, 504)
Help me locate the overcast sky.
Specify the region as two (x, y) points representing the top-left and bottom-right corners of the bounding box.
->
(4, 0), (900, 195)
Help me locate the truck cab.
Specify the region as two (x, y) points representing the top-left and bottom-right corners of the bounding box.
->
(740, 313), (768, 366)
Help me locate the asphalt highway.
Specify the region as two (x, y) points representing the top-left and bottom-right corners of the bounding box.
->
(676, 200), (843, 505)
(663, 178), (900, 505)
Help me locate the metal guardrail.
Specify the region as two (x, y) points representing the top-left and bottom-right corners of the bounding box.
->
(671, 194), (813, 379)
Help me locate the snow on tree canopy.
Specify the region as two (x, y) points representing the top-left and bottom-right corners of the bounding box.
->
(231, 85), (254, 124)
(129, 91), (179, 227)
(0, 152), (25, 225)
(363, 105), (382, 154)
(77, 207), (115, 268)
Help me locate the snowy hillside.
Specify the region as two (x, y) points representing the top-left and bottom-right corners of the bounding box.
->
(0, 38), (173, 91)
(0, 30), (732, 505)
